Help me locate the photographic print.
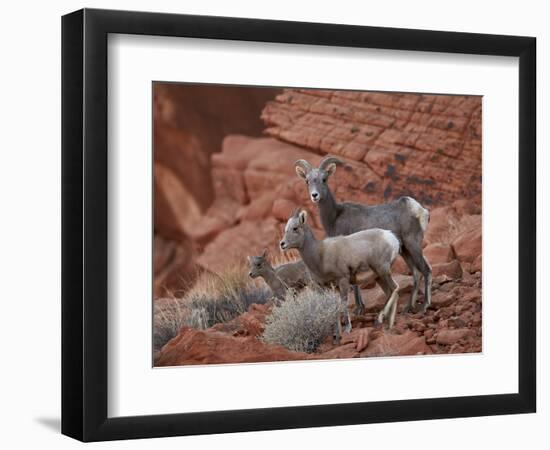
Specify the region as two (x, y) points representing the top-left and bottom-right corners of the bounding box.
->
(152, 84), (482, 367)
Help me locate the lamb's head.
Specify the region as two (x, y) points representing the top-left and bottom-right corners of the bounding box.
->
(280, 209), (308, 251)
(295, 156), (341, 203)
(247, 249), (269, 278)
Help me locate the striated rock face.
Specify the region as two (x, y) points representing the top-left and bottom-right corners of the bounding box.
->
(262, 89), (482, 206)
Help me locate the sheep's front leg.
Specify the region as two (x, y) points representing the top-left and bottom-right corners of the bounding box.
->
(338, 278), (352, 334)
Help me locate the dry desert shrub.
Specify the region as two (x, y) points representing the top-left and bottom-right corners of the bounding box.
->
(154, 264), (272, 352)
(182, 265), (271, 329)
(153, 296), (187, 354)
(262, 288), (342, 353)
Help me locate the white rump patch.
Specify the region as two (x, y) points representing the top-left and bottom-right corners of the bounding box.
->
(405, 197), (430, 233)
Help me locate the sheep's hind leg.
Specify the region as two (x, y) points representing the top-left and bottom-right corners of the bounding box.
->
(333, 320), (342, 345)
(388, 287), (399, 329)
(374, 277), (391, 326)
(401, 248), (420, 313)
(404, 240), (432, 313)
(338, 278), (352, 334)
(352, 284), (365, 316)
(377, 273), (399, 328)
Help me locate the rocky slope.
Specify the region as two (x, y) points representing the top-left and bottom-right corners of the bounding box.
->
(153, 87), (482, 363)
(155, 196), (482, 365)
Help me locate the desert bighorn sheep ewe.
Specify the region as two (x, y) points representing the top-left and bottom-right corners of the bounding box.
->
(295, 156), (432, 314)
(248, 249), (310, 300)
(280, 209), (401, 341)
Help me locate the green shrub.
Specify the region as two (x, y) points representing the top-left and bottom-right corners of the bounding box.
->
(262, 288), (342, 353)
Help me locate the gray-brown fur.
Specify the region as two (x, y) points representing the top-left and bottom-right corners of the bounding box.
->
(248, 249), (310, 300)
(280, 210), (401, 341)
(295, 156), (432, 314)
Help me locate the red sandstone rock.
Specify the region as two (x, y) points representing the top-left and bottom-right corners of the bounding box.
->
(262, 89), (481, 206)
(154, 163), (203, 241)
(452, 198), (482, 216)
(272, 198), (299, 221)
(314, 343), (360, 360)
(392, 255), (410, 275)
(340, 328), (370, 352)
(156, 327), (307, 366)
(472, 254), (482, 273)
(196, 218), (283, 274)
(424, 243), (454, 265)
(431, 291), (457, 308)
(432, 259), (463, 280)
(237, 192), (276, 221)
(361, 330), (432, 357)
(435, 328), (473, 345)
(452, 227), (482, 263)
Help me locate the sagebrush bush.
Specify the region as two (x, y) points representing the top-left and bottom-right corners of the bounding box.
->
(262, 288), (342, 353)
(153, 265), (271, 352)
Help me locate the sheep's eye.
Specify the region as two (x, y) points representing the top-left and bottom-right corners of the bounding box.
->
(322, 177), (327, 183)
(256, 263), (261, 267)
(293, 227), (298, 232)
(305, 179), (309, 185)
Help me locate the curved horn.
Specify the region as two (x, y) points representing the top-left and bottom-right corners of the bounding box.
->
(319, 155), (343, 170)
(294, 159), (313, 173)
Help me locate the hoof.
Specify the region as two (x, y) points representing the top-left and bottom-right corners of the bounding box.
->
(376, 313), (385, 325)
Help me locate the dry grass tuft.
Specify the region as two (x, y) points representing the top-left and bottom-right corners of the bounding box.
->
(153, 296), (187, 354)
(182, 264), (271, 328)
(262, 288), (342, 353)
(153, 264), (271, 353)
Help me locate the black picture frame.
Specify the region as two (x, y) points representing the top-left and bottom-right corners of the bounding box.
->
(61, 8), (536, 442)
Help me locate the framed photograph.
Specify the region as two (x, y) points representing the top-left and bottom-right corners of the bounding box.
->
(62, 8), (536, 442)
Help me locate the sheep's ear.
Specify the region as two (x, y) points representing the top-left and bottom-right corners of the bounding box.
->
(299, 210), (307, 224)
(246, 256), (252, 264)
(295, 159), (312, 180)
(325, 163), (337, 176)
(295, 165), (308, 180)
(261, 248), (268, 259)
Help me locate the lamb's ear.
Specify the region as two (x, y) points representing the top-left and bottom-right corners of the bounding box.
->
(261, 248), (268, 259)
(295, 166), (307, 180)
(298, 210), (308, 225)
(295, 160), (312, 180)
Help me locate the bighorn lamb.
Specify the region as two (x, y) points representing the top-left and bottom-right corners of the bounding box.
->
(295, 156), (432, 314)
(248, 249), (310, 300)
(280, 209), (401, 340)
